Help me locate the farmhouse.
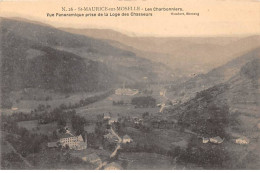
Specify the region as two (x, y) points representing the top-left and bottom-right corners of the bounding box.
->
(104, 113), (111, 120)
(59, 134), (87, 150)
(209, 136), (224, 144)
(108, 117), (118, 125)
(133, 117), (143, 125)
(122, 135), (133, 143)
(115, 88), (139, 96)
(202, 137), (209, 144)
(235, 137), (249, 145)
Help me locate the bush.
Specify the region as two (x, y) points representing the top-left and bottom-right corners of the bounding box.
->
(131, 96), (156, 108)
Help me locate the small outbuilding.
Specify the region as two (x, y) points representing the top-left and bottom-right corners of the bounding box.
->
(209, 136), (224, 144)
(122, 135), (133, 144)
(202, 137), (209, 144)
(235, 137), (249, 145)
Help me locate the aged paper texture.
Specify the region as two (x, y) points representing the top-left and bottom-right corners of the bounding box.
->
(0, 0), (259, 170)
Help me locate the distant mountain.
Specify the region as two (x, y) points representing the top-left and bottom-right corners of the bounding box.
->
(61, 28), (260, 77)
(0, 18), (175, 96)
(0, 21), (116, 94)
(167, 48), (260, 103)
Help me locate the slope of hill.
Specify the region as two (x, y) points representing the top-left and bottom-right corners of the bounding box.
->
(167, 48), (260, 103)
(0, 17), (175, 90)
(61, 28), (260, 77)
(1, 20), (117, 92)
(0, 18), (173, 86)
(166, 56), (260, 146)
(165, 57), (260, 169)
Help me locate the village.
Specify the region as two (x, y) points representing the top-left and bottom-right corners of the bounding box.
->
(28, 85), (250, 170)
(1, 83), (253, 170)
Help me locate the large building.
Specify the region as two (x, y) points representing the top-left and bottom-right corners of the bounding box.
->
(115, 88), (139, 96)
(59, 134), (87, 150)
(122, 135), (133, 143)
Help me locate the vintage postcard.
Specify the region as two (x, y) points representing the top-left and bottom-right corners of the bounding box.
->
(0, 0), (259, 170)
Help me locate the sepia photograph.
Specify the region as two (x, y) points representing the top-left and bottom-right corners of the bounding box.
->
(0, 0), (259, 170)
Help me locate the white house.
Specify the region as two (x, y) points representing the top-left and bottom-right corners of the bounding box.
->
(115, 88), (139, 96)
(108, 117), (118, 125)
(103, 113), (111, 120)
(235, 137), (249, 145)
(202, 137), (209, 144)
(209, 136), (224, 144)
(122, 135), (133, 143)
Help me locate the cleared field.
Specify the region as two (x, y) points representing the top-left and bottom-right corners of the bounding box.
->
(2, 89), (108, 114)
(70, 148), (110, 161)
(121, 127), (191, 151)
(118, 152), (175, 169)
(76, 92), (160, 121)
(26, 149), (94, 169)
(17, 120), (57, 136)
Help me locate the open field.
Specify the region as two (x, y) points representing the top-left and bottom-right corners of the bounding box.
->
(118, 152), (175, 169)
(1, 89), (108, 114)
(17, 120), (57, 136)
(121, 127), (191, 151)
(76, 85), (168, 121)
(70, 148), (110, 161)
(25, 149), (94, 169)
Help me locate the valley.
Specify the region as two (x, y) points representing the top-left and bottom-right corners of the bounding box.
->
(0, 17), (259, 170)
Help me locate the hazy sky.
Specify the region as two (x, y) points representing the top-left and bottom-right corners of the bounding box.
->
(0, 0), (260, 37)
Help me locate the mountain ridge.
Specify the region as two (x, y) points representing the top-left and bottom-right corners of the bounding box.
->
(61, 27), (260, 77)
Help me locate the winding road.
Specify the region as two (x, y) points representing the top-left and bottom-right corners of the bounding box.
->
(110, 127), (122, 158)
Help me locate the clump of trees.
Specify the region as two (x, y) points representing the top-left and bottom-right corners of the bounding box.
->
(175, 136), (231, 169)
(131, 96), (156, 108)
(112, 100), (124, 106)
(71, 114), (86, 136)
(176, 84), (230, 138)
(142, 89), (153, 95)
(4, 126), (48, 157)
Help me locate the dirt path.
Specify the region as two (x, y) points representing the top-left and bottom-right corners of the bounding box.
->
(109, 127), (122, 158)
(94, 127), (122, 169)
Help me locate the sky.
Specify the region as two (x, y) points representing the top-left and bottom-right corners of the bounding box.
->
(0, 0), (260, 37)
